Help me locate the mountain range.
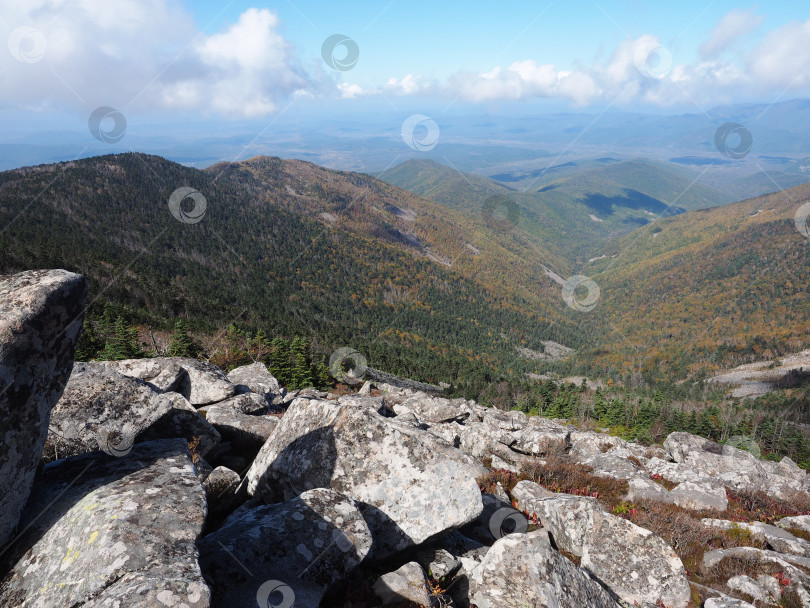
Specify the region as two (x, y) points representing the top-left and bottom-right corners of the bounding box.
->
(1, 151), (808, 391)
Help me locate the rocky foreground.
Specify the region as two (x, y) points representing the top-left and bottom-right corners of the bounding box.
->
(3, 270), (810, 607)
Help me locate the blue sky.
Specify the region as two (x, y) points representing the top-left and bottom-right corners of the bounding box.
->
(1, 0), (809, 126)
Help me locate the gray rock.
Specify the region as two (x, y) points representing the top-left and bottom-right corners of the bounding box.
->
(458, 421), (520, 464)
(626, 475), (674, 503)
(416, 547), (461, 582)
(203, 466), (241, 520)
(703, 518), (810, 557)
(726, 575), (772, 603)
(48, 362), (220, 459)
(198, 488), (371, 607)
(394, 394), (469, 423)
(670, 479), (728, 511)
(0, 269), (87, 549)
(244, 397), (484, 559)
(203, 391), (268, 415)
(777, 515), (810, 535)
(99, 358), (188, 393)
(202, 404), (278, 452)
(226, 362), (280, 399)
(102, 357), (235, 406)
(426, 422), (463, 447)
(512, 480), (690, 608)
(658, 432), (805, 500)
(704, 598), (756, 608)
(469, 531), (621, 608)
(702, 547), (810, 587)
(0, 439), (209, 608)
(373, 561), (435, 606)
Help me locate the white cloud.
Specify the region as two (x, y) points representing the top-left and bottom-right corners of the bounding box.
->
(701, 9), (764, 58)
(748, 18), (810, 89)
(0, 1), (325, 117)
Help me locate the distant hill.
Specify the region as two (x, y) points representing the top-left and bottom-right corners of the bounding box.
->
(379, 158), (731, 261)
(584, 181), (810, 381)
(0, 153), (586, 390)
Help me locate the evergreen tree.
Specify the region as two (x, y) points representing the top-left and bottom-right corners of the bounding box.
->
(268, 337), (292, 388)
(168, 319), (198, 358)
(290, 336), (314, 389)
(100, 316), (143, 360)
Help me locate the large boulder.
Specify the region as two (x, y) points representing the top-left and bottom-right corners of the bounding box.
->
(512, 480), (691, 608)
(226, 362), (280, 399)
(0, 269), (87, 549)
(670, 479), (728, 511)
(0, 439), (210, 608)
(244, 397), (485, 559)
(101, 357), (235, 405)
(198, 488), (371, 607)
(659, 431), (804, 499)
(373, 561), (434, 606)
(47, 362), (220, 459)
(201, 404), (278, 452)
(393, 394), (470, 423)
(468, 531), (621, 608)
(703, 518), (810, 557)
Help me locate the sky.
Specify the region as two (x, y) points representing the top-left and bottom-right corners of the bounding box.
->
(1, 0), (809, 130)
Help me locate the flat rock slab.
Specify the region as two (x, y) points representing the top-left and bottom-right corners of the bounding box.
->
(0, 269), (87, 549)
(512, 480), (690, 608)
(199, 488), (371, 607)
(469, 531), (621, 608)
(0, 439), (209, 608)
(245, 397), (484, 559)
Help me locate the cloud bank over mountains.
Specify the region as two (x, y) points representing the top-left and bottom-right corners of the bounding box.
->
(1, 1), (808, 118)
